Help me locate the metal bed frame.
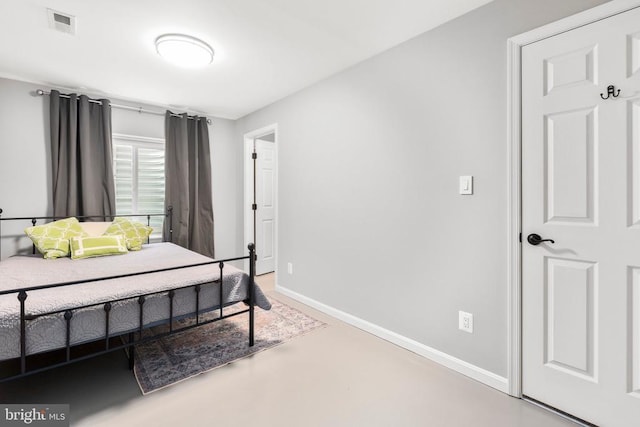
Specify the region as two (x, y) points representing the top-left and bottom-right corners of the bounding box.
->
(0, 207), (256, 383)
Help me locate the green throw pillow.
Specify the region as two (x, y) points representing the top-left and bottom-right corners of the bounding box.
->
(104, 217), (153, 251)
(24, 217), (88, 259)
(70, 235), (128, 260)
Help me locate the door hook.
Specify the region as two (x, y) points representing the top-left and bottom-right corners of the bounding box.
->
(600, 85), (621, 100)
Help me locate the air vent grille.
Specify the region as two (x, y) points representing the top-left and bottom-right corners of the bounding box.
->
(47, 9), (75, 35)
(53, 13), (71, 25)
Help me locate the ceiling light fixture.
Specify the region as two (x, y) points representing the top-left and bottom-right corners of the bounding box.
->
(155, 34), (214, 68)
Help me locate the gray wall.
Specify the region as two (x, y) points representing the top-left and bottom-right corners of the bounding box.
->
(210, 115), (243, 259)
(0, 78), (241, 260)
(0, 79), (50, 258)
(236, 0), (610, 377)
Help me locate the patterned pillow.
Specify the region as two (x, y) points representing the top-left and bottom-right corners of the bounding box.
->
(24, 217), (88, 259)
(103, 218), (153, 251)
(70, 235), (128, 260)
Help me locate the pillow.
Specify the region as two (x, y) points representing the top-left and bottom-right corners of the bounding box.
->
(103, 217), (153, 251)
(24, 217), (88, 259)
(79, 221), (112, 237)
(70, 235), (128, 260)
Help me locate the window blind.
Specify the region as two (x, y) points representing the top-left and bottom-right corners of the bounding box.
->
(113, 136), (165, 240)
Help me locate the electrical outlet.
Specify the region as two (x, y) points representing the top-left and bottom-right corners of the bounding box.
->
(459, 311), (473, 333)
(287, 262), (293, 275)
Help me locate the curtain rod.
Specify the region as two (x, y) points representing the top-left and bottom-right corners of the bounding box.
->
(36, 89), (212, 125)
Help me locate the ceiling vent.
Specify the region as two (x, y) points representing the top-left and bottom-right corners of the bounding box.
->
(47, 9), (76, 35)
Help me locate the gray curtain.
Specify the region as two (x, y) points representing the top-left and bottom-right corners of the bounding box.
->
(49, 90), (115, 218)
(164, 112), (214, 258)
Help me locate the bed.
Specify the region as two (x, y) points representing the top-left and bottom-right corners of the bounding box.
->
(0, 207), (270, 382)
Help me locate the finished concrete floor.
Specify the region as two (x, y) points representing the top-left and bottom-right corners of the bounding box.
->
(0, 273), (576, 427)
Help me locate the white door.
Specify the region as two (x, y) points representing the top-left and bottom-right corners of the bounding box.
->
(254, 138), (275, 275)
(522, 7), (640, 426)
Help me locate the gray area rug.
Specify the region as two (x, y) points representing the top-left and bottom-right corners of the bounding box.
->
(133, 298), (326, 394)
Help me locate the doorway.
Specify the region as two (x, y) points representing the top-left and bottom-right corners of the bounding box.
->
(243, 124), (278, 276)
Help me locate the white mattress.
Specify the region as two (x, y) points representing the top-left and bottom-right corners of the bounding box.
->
(0, 243), (270, 360)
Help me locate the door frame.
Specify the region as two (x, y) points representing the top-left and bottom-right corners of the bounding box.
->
(243, 123), (279, 276)
(507, 0), (640, 398)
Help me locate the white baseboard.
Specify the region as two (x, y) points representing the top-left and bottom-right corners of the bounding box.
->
(275, 284), (509, 394)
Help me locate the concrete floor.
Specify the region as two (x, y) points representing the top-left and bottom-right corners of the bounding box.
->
(0, 273), (576, 427)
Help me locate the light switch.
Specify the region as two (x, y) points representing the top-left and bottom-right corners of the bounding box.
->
(459, 176), (473, 195)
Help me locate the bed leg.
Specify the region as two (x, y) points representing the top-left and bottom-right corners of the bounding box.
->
(18, 291), (28, 374)
(128, 332), (135, 370)
(248, 243), (256, 347)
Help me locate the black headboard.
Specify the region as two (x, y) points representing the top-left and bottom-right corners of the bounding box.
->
(0, 206), (173, 259)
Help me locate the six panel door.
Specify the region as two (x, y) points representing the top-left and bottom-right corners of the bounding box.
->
(522, 6), (640, 426)
(255, 138), (275, 275)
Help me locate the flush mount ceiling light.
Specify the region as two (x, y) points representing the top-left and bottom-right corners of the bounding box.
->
(155, 34), (214, 68)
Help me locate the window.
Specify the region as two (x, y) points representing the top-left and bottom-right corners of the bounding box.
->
(112, 134), (165, 240)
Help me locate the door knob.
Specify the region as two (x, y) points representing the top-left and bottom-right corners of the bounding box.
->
(527, 233), (555, 246)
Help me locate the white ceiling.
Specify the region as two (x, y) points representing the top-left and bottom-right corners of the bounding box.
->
(0, 0), (491, 119)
